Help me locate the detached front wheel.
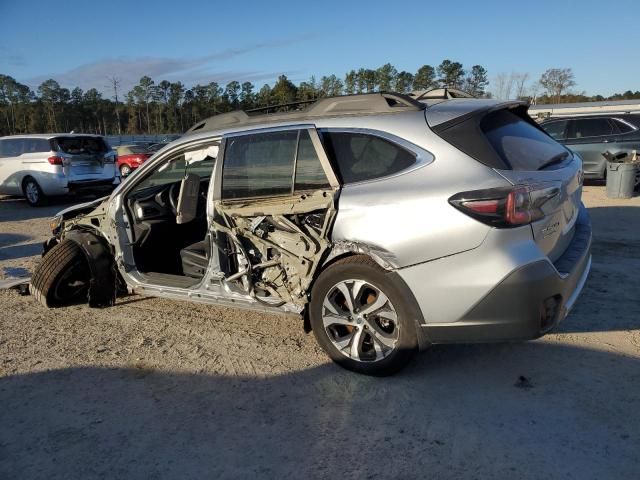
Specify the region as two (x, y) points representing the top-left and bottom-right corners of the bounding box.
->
(31, 240), (90, 307)
(309, 256), (418, 376)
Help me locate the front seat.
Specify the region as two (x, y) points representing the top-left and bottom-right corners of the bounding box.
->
(180, 235), (210, 279)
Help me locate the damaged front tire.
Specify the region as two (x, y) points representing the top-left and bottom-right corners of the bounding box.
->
(31, 239), (90, 307)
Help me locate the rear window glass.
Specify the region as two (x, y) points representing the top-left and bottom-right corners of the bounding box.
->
(481, 110), (569, 171)
(222, 130), (297, 199)
(321, 132), (416, 184)
(53, 136), (109, 154)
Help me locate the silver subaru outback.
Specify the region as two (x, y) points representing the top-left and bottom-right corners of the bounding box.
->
(31, 92), (592, 376)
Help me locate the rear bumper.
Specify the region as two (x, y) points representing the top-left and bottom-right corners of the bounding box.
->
(414, 206), (592, 345)
(68, 177), (119, 193)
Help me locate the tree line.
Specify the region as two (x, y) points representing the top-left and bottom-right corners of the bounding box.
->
(0, 60), (486, 136)
(0, 61), (637, 137)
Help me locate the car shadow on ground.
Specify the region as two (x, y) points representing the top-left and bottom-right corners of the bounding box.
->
(0, 195), (91, 223)
(0, 342), (638, 479)
(558, 205), (640, 334)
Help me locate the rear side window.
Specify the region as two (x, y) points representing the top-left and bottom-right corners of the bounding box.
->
(222, 130), (297, 199)
(24, 138), (51, 153)
(570, 118), (614, 138)
(321, 132), (416, 184)
(0, 139), (24, 157)
(612, 119), (635, 134)
(53, 136), (109, 154)
(541, 120), (568, 140)
(481, 110), (570, 171)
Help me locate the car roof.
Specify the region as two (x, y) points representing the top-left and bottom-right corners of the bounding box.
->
(183, 91), (526, 138)
(184, 92), (426, 137)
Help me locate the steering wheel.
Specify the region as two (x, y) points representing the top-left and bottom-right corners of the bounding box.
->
(168, 182), (180, 215)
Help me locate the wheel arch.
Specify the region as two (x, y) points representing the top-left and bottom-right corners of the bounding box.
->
(305, 251), (430, 350)
(63, 229), (118, 307)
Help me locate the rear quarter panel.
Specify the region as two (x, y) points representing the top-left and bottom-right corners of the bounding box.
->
(321, 112), (513, 268)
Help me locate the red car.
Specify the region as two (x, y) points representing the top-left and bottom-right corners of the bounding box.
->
(115, 145), (152, 176)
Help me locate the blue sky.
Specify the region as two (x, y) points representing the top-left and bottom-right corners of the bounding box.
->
(2, 0), (639, 96)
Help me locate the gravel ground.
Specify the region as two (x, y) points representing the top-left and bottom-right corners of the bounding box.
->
(0, 186), (639, 479)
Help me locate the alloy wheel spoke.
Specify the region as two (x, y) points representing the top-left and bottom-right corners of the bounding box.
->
(322, 314), (353, 329)
(333, 331), (354, 350)
(360, 291), (389, 316)
(376, 309), (398, 322)
(335, 282), (355, 314)
(365, 320), (397, 349)
(349, 327), (366, 360)
(323, 296), (341, 316)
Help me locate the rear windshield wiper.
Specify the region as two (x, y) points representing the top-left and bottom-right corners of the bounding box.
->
(538, 151), (569, 170)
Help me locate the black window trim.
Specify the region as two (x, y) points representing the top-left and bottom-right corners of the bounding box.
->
(219, 124), (339, 202)
(318, 127), (434, 186)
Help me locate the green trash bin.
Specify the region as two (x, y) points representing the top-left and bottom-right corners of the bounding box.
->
(606, 161), (637, 199)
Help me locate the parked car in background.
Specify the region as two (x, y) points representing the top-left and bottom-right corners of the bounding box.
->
(540, 115), (640, 188)
(146, 142), (168, 153)
(31, 93), (591, 375)
(0, 134), (119, 206)
(115, 144), (152, 176)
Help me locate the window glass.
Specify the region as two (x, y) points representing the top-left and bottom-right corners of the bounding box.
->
(571, 118), (614, 138)
(222, 130), (297, 199)
(541, 121), (568, 140)
(612, 119), (634, 134)
(53, 136), (109, 154)
(131, 145), (217, 192)
(321, 132), (416, 184)
(294, 130), (330, 191)
(481, 110), (569, 171)
(23, 138), (51, 153)
(0, 139), (20, 158)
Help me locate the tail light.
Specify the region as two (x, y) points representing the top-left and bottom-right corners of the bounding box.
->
(47, 156), (63, 165)
(449, 183), (561, 228)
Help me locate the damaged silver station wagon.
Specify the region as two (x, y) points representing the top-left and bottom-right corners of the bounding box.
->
(30, 92), (592, 375)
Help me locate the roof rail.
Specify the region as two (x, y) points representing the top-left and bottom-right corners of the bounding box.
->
(409, 87), (475, 101)
(246, 98), (317, 114)
(185, 92), (425, 135)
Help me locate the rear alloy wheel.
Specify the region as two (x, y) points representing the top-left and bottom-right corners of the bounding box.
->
(310, 256), (418, 376)
(323, 280), (400, 362)
(120, 164), (132, 177)
(31, 240), (90, 307)
(22, 177), (46, 206)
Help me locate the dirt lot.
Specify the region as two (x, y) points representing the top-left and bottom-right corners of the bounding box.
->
(1, 187), (639, 479)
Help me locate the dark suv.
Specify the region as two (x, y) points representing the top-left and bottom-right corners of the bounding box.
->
(540, 115), (640, 186)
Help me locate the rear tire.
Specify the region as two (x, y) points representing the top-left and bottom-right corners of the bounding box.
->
(309, 256), (418, 376)
(22, 177), (46, 207)
(31, 240), (90, 308)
